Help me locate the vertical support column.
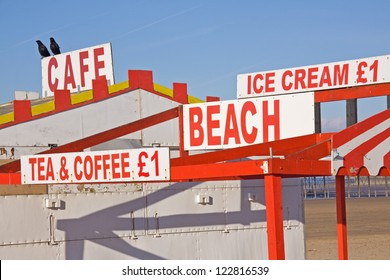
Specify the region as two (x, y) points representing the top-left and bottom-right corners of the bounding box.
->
(346, 99), (357, 127)
(387, 95), (390, 109)
(314, 102), (321, 133)
(336, 175), (348, 260)
(178, 105), (188, 158)
(264, 174), (285, 260)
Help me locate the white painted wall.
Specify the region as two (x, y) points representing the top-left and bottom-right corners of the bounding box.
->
(0, 179), (304, 259)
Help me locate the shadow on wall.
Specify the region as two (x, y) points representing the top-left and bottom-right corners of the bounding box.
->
(56, 180), (302, 259)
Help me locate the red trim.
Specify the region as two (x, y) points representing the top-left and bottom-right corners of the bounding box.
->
(385, 151), (390, 168)
(315, 83), (390, 103)
(54, 90), (71, 112)
(128, 70), (154, 92)
(0, 173), (21, 184)
(0, 70), (195, 130)
(173, 83), (188, 104)
(92, 77), (109, 101)
(378, 167), (390, 176)
(332, 108), (389, 148)
(357, 167), (370, 176)
(336, 167), (348, 176)
(206, 96), (220, 102)
(13, 100), (31, 122)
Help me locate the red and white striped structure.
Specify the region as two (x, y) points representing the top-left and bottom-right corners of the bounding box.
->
(332, 109), (390, 176)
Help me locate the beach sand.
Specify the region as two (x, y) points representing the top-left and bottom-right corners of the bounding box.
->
(304, 197), (390, 260)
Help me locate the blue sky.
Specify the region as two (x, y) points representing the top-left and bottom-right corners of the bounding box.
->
(0, 0), (389, 131)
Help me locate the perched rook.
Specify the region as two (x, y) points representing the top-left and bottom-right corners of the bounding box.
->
(50, 37), (61, 55)
(36, 40), (51, 58)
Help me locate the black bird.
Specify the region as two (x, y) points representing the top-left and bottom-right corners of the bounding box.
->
(50, 37), (61, 55)
(36, 40), (50, 58)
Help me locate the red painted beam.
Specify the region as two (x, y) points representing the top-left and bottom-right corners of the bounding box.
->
(285, 140), (331, 160)
(170, 157), (331, 182)
(315, 83), (390, 103)
(264, 174), (285, 260)
(267, 158), (332, 176)
(171, 133), (334, 167)
(0, 107), (179, 173)
(0, 173), (21, 184)
(170, 160), (266, 181)
(336, 175), (348, 260)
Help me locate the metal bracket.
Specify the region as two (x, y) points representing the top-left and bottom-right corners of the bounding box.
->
(248, 192), (257, 202)
(45, 198), (61, 209)
(196, 194), (211, 205)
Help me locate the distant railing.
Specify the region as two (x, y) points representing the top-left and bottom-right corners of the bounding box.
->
(302, 176), (389, 199)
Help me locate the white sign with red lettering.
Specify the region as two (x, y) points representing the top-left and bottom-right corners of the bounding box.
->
(237, 54), (390, 98)
(21, 148), (170, 184)
(183, 92), (314, 150)
(41, 43), (114, 97)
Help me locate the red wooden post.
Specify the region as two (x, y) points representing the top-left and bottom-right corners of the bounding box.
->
(264, 174), (285, 260)
(336, 175), (348, 260)
(206, 96), (220, 102)
(128, 70), (154, 91)
(13, 100), (31, 122)
(178, 105), (189, 157)
(54, 90), (71, 112)
(173, 83), (188, 104)
(92, 77), (109, 101)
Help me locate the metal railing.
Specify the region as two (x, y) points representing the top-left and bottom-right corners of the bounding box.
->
(302, 176), (389, 199)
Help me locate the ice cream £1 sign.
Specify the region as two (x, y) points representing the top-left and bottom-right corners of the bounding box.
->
(20, 148), (170, 184)
(237, 54), (390, 98)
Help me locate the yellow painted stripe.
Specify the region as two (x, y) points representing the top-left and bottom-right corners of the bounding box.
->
(108, 81), (129, 94)
(31, 101), (55, 116)
(71, 90), (93, 105)
(188, 95), (204, 104)
(153, 83), (173, 98)
(0, 112), (14, 125)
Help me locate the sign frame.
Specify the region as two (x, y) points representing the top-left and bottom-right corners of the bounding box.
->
(41, 42), (114, 97)
(183, 92), (315, 151)
(21, 148), (170, 184)
(237, 54), (390, 99)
